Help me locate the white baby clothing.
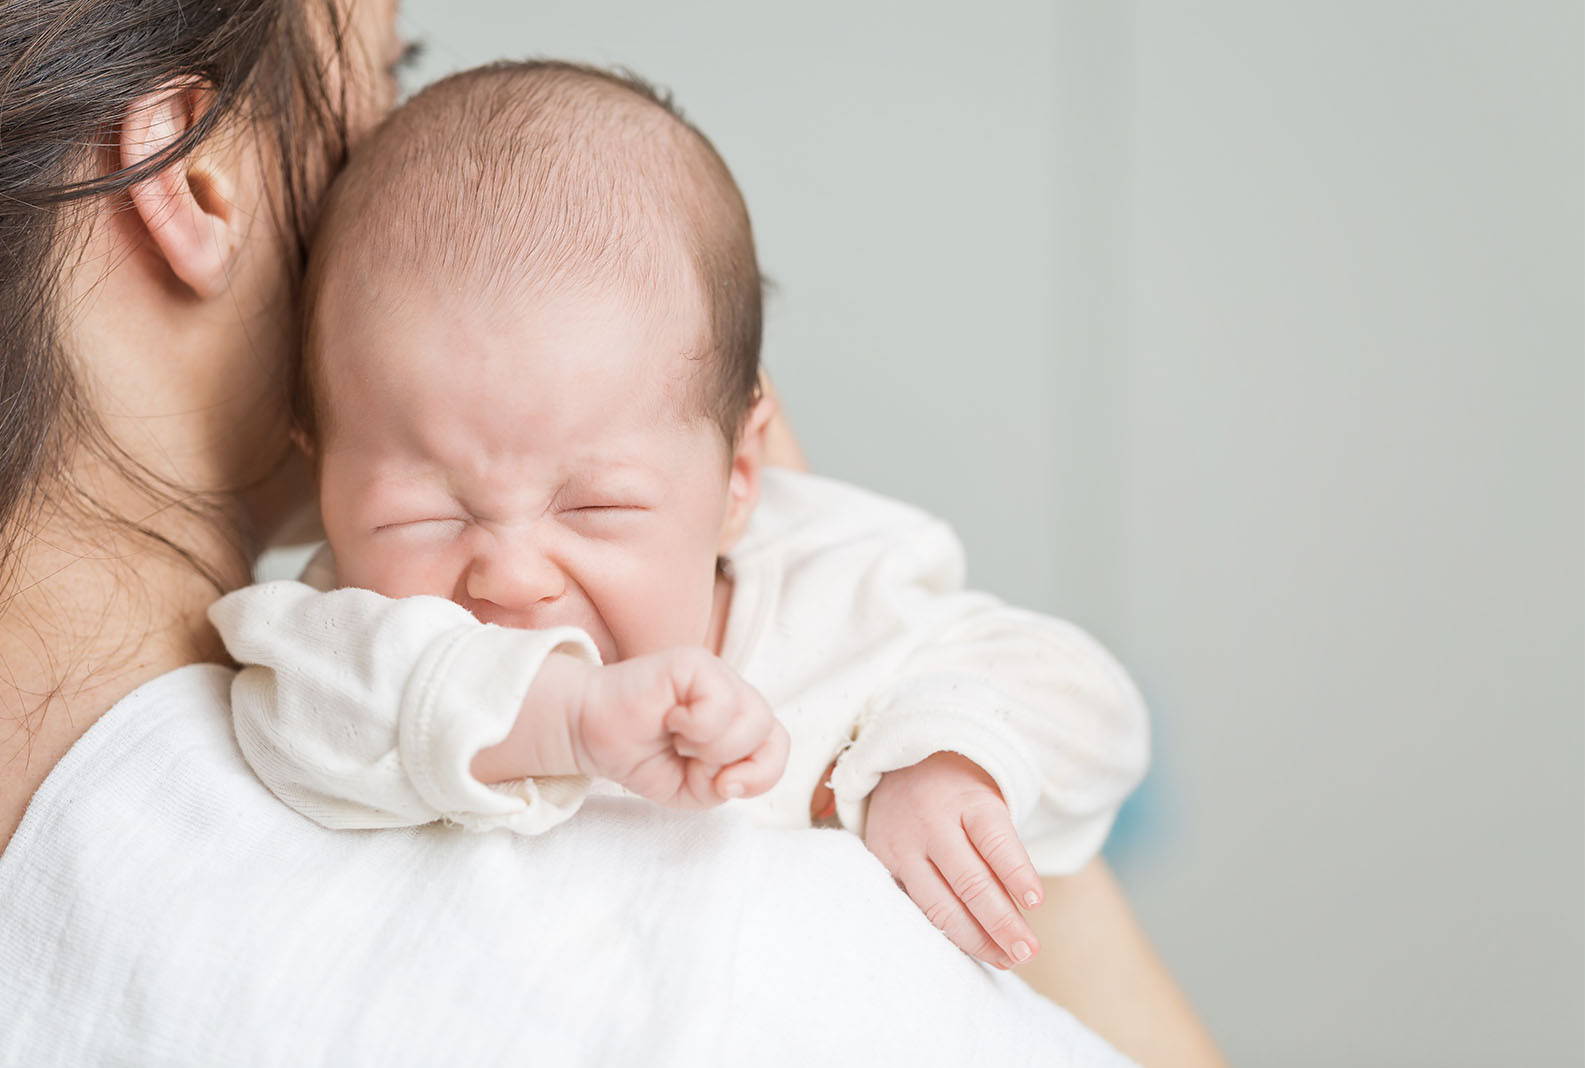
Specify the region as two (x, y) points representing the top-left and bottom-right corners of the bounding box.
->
(0, 663), (1135, 1067)
(209, 468), (1150, 873)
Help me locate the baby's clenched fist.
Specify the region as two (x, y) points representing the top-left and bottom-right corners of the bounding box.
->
(471, 648), (787, 810)
(570, 648), (788, 808)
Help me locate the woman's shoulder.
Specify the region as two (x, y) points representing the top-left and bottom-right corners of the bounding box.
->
(0, 662), (241, 854)
(0, 663), (247, 881)
(0, 661), (1125, 1067)
(0, 667), (845, 1061)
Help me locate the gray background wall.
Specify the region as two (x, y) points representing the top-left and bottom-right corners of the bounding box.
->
(395, 2), (1584, 1063)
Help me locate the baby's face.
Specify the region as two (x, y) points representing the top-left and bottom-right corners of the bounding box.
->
(314, 277), (741, 664)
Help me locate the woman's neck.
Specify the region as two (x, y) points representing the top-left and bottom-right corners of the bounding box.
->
(0, 493), (245, 850)
(0, 197), (308, 851)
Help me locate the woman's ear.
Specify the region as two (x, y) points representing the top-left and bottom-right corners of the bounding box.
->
(119, 81), (241, 299)
(717, 391), (778, 555)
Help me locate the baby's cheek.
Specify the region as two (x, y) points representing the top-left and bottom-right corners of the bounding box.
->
(604, 569), (715, 659)
(351, 545), (459, 601)
(605, 603), (694, 660)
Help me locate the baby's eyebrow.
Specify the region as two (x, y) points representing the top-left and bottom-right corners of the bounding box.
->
(368, 465), (455, 501)
(570, 455), (661, 479)
(557, 463), (663, 498)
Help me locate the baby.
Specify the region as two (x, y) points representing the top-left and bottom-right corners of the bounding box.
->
(210, 61), (1149, 970)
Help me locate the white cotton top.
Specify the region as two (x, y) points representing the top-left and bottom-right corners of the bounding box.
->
(0, 664), (1133, 1067)
(209, 469), (1151, 873)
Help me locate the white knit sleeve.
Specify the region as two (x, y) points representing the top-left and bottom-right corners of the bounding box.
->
(207, 581), (600, 835)
(826, 520), (1151, 874)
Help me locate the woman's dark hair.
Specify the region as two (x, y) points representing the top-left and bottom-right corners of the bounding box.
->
(0, 0), (356, 594)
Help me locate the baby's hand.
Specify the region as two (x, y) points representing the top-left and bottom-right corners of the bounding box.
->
(863, 752), (1044, 969)
(574, 648), (789, 809)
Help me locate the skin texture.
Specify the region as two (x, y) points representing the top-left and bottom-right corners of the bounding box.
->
(0, 5), (1224, 1058)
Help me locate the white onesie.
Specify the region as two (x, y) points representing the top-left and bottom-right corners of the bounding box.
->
(209, 468), (1150, 874)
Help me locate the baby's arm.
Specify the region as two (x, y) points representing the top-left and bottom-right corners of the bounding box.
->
(472, 647), (790, 810)
(833, 597), (1152, 867)
(209, 582), (785, 833)
(826, 521), (1150, 967)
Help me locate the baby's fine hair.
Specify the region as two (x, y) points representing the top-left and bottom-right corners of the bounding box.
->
(300, 59), (762, 445)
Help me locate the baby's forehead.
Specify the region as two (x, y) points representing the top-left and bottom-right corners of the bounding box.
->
(321, 318), (729, 505)
(318, 268), (715, 439)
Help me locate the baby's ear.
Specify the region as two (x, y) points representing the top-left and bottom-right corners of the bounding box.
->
(717, 392), (777, 554)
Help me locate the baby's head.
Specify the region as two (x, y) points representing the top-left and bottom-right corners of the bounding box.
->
(301, 61), (770, 663)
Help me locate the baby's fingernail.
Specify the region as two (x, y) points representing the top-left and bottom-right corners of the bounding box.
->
(1011, 941), (1032, 963)
(1023, 891), (1040, 909)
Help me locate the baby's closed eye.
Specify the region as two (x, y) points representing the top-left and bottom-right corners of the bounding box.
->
(561, 502), (650, 518)
(373, 517), (469, 538)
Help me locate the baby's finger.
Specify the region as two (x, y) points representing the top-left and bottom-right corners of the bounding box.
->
(713, 720), (789, 800)
(961, 801), (1044, 911)
(897, 859), (1012, 968)
(664, 671), (738, 751)
(679, 756), (726, 808)
(622, 749), (716, 811)
(682, 686), (773, 767)
(932, 831), (1039, 966)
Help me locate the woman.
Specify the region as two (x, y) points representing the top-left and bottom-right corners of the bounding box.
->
(0, 1), (1222, 1063)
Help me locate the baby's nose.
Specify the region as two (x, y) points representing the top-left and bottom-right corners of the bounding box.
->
(465, 542), (565, 611)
